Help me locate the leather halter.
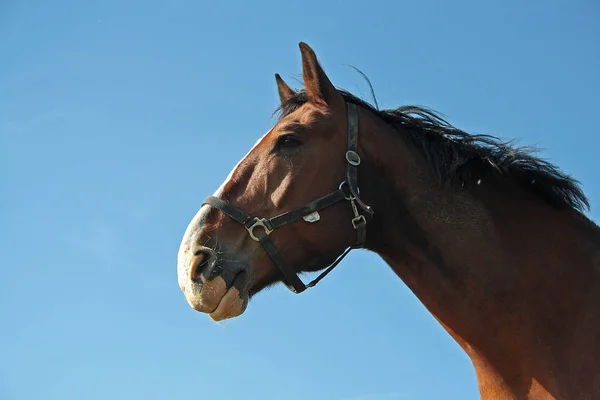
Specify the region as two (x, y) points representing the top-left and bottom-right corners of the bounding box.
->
(202, 102), (374, 293)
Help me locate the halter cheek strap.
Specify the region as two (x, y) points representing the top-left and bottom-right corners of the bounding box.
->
(202, 102), (374, 294)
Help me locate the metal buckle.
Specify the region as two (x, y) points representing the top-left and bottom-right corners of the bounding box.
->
(352, 215), (366, 229)
(348, 197), (367, 230)
(246, 217), (273, 241)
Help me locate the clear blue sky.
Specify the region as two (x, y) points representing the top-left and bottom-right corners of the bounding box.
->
(1, 1), (598, 399)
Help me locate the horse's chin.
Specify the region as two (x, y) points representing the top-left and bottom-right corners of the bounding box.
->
(183, 270), (250, 321)
(208, 286), (249, 321)
(207, 270), (250, 321)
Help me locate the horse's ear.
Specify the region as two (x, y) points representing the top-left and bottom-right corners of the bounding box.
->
(275, 73), (295, 104)
(298, 42), (342, 106)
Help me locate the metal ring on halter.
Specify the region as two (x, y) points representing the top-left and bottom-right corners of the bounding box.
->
(338, 180), (360, 200)
(345, 150), (361, 166)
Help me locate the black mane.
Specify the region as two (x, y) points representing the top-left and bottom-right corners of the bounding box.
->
(276, 89), (590, 213)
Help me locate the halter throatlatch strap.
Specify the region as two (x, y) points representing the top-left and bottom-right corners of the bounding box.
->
(201, 101), (374, 294)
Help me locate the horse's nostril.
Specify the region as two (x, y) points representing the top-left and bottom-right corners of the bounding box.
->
(189, 248), (213, 282)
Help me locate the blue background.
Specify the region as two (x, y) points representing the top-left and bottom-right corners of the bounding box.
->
(2, 1), (598, 399)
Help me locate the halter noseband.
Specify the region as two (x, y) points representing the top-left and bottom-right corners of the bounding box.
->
(202, 102), (374, 294)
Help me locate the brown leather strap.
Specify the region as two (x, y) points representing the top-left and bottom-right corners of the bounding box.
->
(259, 235), (308, 293)
(269, 189), (347, 229)
(346, 102), (374, 220)
(203, 196), (250, 225)
(346, 102), (360, 196)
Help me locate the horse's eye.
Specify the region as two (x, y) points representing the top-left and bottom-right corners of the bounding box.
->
(277, 135), (303, 152)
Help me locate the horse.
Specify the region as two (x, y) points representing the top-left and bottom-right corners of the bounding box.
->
(177, 42), (600, 399)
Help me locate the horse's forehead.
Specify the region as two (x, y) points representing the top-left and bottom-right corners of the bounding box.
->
(275, 104), (330, 132)
(212, 126), (274, 197)
(241, 104), (329, 161)
(249, 127), (274, 152)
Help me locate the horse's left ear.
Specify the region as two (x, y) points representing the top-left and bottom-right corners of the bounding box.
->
(275, 73), (295, 104)
(299, 42), (343, 107)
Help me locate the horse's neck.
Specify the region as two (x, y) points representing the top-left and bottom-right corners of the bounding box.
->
(359, 121), (600, 399)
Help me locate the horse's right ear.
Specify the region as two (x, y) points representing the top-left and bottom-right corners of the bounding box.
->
(275, 73), (295, 105)
(298, 42), (342, 107)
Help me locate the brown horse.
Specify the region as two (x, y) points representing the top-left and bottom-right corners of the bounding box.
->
(177, 42), (600, 399)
